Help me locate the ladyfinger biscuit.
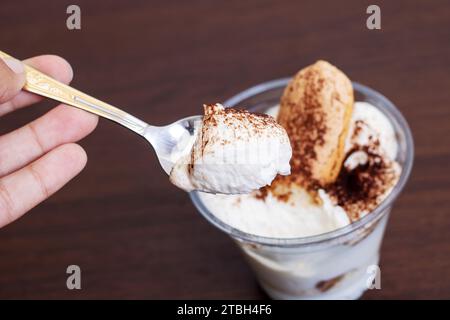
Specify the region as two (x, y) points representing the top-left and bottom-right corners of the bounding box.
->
(277, 60), (354, 187)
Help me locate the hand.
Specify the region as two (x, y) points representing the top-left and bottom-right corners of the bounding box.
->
(0, 55), (98, 228)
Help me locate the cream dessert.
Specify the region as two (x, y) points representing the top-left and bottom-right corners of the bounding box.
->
(199, 102), (400, 237)
(191, 60), (410, 300)
(169, 104), (292, 194)
(198, 61), (402, 237)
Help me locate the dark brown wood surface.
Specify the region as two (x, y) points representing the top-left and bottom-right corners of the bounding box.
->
(0, 0), (449, 299)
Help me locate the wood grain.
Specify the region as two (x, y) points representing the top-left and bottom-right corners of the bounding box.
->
(0, 0), (449, 299)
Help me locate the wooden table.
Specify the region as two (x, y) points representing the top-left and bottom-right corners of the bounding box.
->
(0, 0), (448, 299)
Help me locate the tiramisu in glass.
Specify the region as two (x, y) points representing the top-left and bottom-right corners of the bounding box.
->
(190, 61), (414, 299)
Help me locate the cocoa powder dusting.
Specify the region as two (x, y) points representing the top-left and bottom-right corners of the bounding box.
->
(324, 145), (397, 221)
(199, 103), (286, 167)
(255, 183), (292, 203)
(254, 187), (269, 201)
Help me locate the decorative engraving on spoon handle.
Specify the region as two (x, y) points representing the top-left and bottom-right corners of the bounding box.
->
(0, 50), (148, 136)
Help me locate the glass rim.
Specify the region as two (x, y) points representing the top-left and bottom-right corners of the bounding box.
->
(190, 78), (414, 248)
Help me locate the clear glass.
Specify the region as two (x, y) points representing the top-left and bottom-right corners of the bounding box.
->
(190, 79), (414, 299)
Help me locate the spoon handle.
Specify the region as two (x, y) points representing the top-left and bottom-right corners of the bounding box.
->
(0, 50), (149, 136)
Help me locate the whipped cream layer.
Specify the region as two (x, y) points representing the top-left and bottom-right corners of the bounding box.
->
(170, 104), (292, 194)
(198, 102), (401, 238)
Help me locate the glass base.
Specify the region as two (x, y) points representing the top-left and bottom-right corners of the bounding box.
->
(257, 254), (379, 300)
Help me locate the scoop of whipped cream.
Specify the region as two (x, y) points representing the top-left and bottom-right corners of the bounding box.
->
(169, 104), (292, 194)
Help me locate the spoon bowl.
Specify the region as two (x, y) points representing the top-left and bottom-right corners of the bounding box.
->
(143, 115), (202, 174)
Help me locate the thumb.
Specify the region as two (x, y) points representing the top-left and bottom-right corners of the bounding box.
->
(0, 57), (25, 104)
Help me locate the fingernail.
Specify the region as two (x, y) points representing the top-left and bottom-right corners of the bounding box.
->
(1, 57), (24, 74)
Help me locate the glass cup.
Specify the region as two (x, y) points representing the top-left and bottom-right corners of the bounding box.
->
(190, 79), (414, 300)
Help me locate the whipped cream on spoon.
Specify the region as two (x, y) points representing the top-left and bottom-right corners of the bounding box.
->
(170, 104), (292, 194)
